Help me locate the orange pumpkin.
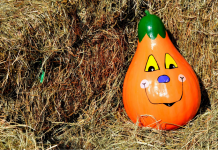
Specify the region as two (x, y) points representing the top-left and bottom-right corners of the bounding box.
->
(123, 10), (201, 130)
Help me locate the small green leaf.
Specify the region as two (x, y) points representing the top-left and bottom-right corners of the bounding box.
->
(40, 70), (45, 83)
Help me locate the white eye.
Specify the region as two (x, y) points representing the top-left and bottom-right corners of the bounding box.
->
(140, 79), (149, 89)
(178, 74), (186, 82)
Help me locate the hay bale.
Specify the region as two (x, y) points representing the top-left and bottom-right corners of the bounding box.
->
(0, 0), (217, 149)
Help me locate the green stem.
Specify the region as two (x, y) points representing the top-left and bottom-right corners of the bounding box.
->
(145, 10), (150, 16)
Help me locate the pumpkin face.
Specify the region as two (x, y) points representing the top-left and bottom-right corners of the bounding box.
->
(123, 11), (201, 130)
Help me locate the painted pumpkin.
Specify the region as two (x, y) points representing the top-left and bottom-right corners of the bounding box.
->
(123, 10), (201, 130)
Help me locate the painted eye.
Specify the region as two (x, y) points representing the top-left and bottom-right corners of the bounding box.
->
(165, 53), (178, 69)
(145, 55), (160, 72)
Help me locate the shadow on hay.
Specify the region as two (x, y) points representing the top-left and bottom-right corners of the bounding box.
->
(196, 76), (211, 113)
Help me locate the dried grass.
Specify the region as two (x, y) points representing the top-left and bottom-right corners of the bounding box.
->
(0, 0), (217, 149)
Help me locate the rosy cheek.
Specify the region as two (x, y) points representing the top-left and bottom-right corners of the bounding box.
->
(140, 79), (149, 89)
(178, 74), (186, 82)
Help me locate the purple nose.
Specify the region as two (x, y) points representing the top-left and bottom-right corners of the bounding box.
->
(158, 75), (170, 83)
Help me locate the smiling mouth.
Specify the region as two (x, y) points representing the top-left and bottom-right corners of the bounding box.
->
(145, 80), (184, 107)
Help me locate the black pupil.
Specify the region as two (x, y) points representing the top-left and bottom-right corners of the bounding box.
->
(169, 64), (175, 69)
(148, 66), (155, 72)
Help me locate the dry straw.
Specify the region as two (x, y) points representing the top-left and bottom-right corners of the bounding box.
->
(0, 0), (217, 149)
